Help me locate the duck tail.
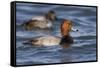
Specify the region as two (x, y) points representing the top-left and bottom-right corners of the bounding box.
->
(23, 39), (38, 45)
(18, 20), (31, 28)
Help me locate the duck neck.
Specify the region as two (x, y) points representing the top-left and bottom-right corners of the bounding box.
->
(45, 14), (55, 22)
(61, 31), (70, 37)
(60, 35), (73, 44)
(62, 35), (70, 38)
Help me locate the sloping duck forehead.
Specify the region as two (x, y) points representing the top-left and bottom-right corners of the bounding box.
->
(62, 21), (72, 30)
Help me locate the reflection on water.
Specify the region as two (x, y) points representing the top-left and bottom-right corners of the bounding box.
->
(16, 3), (97, 65)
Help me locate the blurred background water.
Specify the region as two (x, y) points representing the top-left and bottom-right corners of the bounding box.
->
(16, 3), (97, 65)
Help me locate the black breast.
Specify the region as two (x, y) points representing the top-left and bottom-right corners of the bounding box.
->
(60, 35), (73, 44)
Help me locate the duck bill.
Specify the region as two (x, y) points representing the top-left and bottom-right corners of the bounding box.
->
(71, 27), (78, 32)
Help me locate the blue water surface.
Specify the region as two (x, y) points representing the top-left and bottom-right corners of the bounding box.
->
(16, 3), (97, 65)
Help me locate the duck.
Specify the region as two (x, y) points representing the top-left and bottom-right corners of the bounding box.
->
(22, 10), (57, 30)
(23, 19), (78, 47)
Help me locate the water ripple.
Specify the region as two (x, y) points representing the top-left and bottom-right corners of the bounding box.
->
(16, 3), (97, 65)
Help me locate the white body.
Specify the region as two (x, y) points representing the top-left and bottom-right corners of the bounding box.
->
(32, 16), (46, 21)
(32, 35), (61, 46)
(31, 16), (53, 28)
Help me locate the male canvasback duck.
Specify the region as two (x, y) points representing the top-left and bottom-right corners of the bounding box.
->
(23, 20), (78, 46)
(22, 10), (57, 30)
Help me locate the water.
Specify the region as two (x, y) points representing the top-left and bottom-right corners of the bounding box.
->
(16, 3), (97, 65)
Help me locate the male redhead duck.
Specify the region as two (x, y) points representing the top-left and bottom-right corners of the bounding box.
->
(22, 10), (57, 30)
(23, 19), (78, 46)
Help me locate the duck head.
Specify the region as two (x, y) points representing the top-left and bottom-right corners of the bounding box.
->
(61, 19), (73, 37)
(60, 19), (78, 44)
(60, 20), (74, 44)
(45, 10), (57, 22)
(61, 19), (78, 36)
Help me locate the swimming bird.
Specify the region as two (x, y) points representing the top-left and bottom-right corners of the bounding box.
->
(23, 19), (78, 46)
(22, 10), (57, 30)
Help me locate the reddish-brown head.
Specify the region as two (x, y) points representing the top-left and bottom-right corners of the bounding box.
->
(61, 20), (73, 37)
